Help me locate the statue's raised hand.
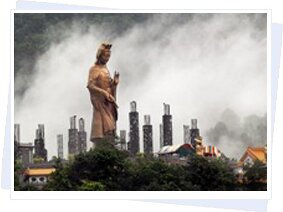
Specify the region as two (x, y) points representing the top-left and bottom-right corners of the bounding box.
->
(113, 71), (119, 85)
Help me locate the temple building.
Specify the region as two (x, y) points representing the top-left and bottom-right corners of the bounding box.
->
(239, 146), (267, 166)
(233, 146), (267, 182)
(22, 163), (55, 189)
(158, 143), (195, 164)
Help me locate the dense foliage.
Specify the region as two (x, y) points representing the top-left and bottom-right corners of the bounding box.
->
(243, 160), (267, 191)
(40, 142), (267, 191)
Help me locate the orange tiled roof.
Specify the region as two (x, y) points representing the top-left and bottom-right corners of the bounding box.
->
(240, 147), (267, 163)
(24, 168), (56, 176)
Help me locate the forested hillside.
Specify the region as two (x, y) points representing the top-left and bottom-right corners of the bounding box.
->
(14, 13), (151, 96)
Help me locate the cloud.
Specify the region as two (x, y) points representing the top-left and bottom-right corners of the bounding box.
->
(15, 13), (267, 159)
(206, 109), (267, 159)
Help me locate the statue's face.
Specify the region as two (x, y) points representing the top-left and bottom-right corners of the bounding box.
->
(99, 49), (111, 64)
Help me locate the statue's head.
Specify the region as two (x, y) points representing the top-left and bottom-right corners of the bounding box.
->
(96, 42), (112, 64)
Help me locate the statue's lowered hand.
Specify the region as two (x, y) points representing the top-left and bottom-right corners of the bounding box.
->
(106, 93), (115, 102)
(105, 92), (119, 108)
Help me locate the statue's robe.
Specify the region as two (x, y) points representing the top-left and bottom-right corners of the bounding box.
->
(87, 65), (117, 142)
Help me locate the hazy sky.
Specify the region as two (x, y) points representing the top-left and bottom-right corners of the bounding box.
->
(15, 13), (267, 160)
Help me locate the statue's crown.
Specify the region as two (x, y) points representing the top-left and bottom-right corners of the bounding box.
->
(101, 42), (112, 49)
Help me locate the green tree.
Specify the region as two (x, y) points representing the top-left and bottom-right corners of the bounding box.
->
(185, 155), (237, 191)
(243, 160), (267, 191)
(44, 142), (244, 191)
(79, 181), (105, 191)
(44, 157), (75, 191)
(45, 139), (132, 191)
(69, 141), (132, 190)
(33, 156), (45, 164)
(130, 157), (196, 191)
(14, 161), (22, 191)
